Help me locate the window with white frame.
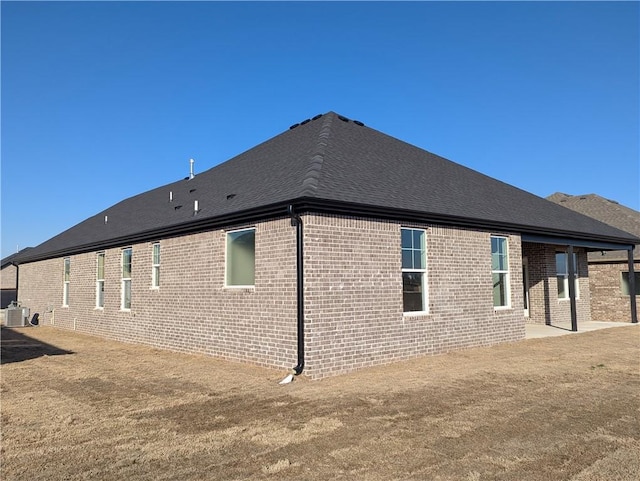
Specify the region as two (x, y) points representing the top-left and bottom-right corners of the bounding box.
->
(556, 251), (579, 300)
(226, 228), (255, 287)
(491, 236), (510, 308)
(121, 248), (132, 309)
(401, 228), (427, 313)
(151, 243), (160, 288)
(620, 271), (640, 296)
(63, 257), (70, 306)
(96, 252), (105, 308)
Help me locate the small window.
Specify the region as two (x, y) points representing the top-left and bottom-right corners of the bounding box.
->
(556, 251), (579, 300)
(151, 243), (160, 288)
(226, 229), (255, 286)
(121, 248), (132, 309)
(621, 271), (640, 296)
(96, 252), (105, 308)
(63, 257), (71, 306)
(401, 228), (427, 313)
(491, 236), (510, 308)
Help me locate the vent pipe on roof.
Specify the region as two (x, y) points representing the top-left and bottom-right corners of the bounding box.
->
(189, 158), (195, 180)
(194, 200), (199, 214)
(169, 191), (173, 202)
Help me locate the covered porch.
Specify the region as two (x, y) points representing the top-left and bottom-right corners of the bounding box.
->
(521, 236), (637, 331)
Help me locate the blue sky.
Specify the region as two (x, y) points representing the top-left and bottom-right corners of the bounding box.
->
(2, 1), (638, 259)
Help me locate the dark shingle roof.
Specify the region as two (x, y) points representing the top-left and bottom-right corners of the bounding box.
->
(16, 112), (639, 264)
(2, 248), (32, 268)
(547, 193), (640, 261)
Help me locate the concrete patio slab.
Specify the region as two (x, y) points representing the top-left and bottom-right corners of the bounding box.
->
(525, 320), (637, 339)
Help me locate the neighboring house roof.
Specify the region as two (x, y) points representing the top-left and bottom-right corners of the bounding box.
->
(14, 112), (639, 264)
(547, 193), (640, 262)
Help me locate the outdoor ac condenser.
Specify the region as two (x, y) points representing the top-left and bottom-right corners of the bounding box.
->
(5, 306), (30, 327)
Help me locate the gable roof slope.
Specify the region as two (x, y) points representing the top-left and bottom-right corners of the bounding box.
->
(16, 112), (638, 264)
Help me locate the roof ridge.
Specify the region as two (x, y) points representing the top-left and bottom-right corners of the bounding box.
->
(300, 112), (334, 196)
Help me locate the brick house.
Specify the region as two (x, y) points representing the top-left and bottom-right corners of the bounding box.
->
(547, 193), (639, 322)
(12, 112), (638, 379)
(1, 249), (31, 309)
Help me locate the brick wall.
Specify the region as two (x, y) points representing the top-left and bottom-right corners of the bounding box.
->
(18, 214), (556, 379)
(588, 261), (639, 322)
(1, 264), (18, 308)
(18, 217), (299, 370)
(1, 264), (17, 289)
(522, 242), (591, 325)
(303, 214), (526, 379)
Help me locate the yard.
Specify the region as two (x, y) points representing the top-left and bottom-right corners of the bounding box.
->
(1, 324), (639, 481)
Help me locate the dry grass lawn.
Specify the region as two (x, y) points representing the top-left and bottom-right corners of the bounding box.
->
(1, 325), (639, 480)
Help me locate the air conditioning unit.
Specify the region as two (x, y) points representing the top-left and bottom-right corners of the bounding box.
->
(5, 306), (30, 327)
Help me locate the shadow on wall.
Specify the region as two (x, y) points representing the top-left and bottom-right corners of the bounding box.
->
(1, 327), (74, 364)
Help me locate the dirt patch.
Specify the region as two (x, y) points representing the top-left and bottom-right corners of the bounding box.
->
(1, 325), (639, 480)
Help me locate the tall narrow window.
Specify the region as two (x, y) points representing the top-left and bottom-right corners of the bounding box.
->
(556, 251), (578, 300)
(491, 236), (510, 308)
(63, 257), (70, 306)
(121, 248), (132, 309)
(401, 228), (426, 313)
(96, 252), (105, 308)
(621, 272), (640, 295)
(226, 228), (255, 286)
(151, 243), (160, 288)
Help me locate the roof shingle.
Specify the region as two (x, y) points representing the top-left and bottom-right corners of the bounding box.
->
(16, 112), (639, 263)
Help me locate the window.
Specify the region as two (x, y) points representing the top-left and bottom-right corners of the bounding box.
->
(621, 272), (640, 296)
(491, 236), (510, 308)
(121, 248), (132, 309)
(556, 251), (579, 300)
(63, 257), (70, 306)
(401, 228), (426, 313)
(96, 252), (105, 308)
(226, 228), (255, 286)
(151, 243), (160, 288)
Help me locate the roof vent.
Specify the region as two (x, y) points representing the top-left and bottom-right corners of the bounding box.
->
(353, 120), (364, 126)
(226, 194), (236, 200)
(104, 215), (108, 224)
(337, 115), (349, 122)
(312, 114), (323, 121)
(300, 118), (311, 125)
(189, 188), (196, 193)
(194, 200), (200, 214)
(189, 158), (195, 180)
(289, 123), (300, 130)
(174, 205), (182, 210)
(169, 191), (173, 202)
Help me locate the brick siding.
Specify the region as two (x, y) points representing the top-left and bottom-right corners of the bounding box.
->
(588, 261), (639, 322)
(18, 217), (299, 371)
(18, 214), (587, 379)
(522, 242), (591, 325)
(303, 214), (525, 379)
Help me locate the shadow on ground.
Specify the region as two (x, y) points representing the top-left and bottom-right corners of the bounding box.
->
(1, 327), (74, 364)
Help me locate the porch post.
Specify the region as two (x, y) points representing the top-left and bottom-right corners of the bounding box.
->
(567, 245), (578, 332)
(628, 247), (637, 324)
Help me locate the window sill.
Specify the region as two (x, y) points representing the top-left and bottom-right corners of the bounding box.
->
(224, 285), (255, 290)
(493, 306), (512, 311)
(150, 286), (160, 290)
(94, 307), (104, 311)
(403, 310), (429, 317)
